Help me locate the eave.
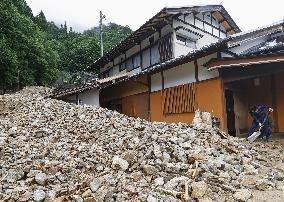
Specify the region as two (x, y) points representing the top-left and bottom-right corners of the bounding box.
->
(206, 54), (284, 71)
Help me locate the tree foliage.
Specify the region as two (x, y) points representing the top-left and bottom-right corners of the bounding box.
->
(0, 0), (132, 91)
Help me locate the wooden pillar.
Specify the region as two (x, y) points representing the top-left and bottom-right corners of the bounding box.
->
(194, 60), (199, 82)
(76, 93), (79, 105)
(147, 74), (151, 121)
(161, 70), (165, 114)
(140, 42), (143, 68)
(271, 74), (279, 132)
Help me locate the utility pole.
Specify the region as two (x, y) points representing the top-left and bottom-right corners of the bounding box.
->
(99, 11), (106, 57)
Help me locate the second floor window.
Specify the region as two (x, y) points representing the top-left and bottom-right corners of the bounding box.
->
(119, 61), (126, 72)
(176, 35), (197, 49)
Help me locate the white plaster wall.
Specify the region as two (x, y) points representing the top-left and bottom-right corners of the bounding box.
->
(229, 35), (269, 54)
(175, 42), (192, 57)
(151, 62), (196, 92)
(196, 34), (218, 49)
(197, 53), (219, 81)
(63, 89), (100, 106)
(151, 72), (162, 92)
(78, 89), (100, 106)
(163, 62), (196, 89)
(173, 19), (205, 37)
(184, 13), (194, 24)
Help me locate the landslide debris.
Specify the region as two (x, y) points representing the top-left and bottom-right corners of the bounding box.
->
(0, 87), (283, 202)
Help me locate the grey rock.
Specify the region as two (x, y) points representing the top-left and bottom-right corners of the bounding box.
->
(33, 190), (46, 202)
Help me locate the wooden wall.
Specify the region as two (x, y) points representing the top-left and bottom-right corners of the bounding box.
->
(103, 92), (148, 120)
(150, 78), (225, 129)
(122, 93), (148, 120)
(276, 72), (284, 132)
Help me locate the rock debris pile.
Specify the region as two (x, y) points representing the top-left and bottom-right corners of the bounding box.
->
(0, 87), (283, 202)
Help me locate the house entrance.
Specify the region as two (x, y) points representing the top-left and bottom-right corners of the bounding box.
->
(225, 90), (236, 136)
(224, 74), (278, 137)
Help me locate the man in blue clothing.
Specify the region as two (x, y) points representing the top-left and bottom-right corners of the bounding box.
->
(248, 105), (260, 137)
(248, 105), (272, 142)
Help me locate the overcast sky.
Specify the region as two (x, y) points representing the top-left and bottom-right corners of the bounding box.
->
(26, 0), (284, 32)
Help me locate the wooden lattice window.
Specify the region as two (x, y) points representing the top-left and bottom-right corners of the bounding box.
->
(162, 83), (197, 114)
(159, 34), (173, 62)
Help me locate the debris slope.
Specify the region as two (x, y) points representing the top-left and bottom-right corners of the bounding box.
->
(0, 87), (283, 202)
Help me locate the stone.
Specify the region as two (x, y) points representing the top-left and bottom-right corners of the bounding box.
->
(199, 198), (213, 202)
(0, 136), (7, 145)
(191, 181), (208, 199)
(84, 197), (96, 202)
(33, 190), (46, 202)
(35, 172), (47, 185)
(8, 126), (17, 136)
(73, 195), (83, 202)
(256, 179), (273, 191)
(123, 151), (137, 165)
(154, 177), (164, 186)
(233, 189), (251, 202)
(6, 169), (25, 183)
(142, 165), (157, 176)
(147, 195), (158, 202)
(0, 87), (283, 202)
(93, 186), (109, 201)
(112, 156), (129, 171)
(82, 189), (92, 198)
(90, 178), (102, 193)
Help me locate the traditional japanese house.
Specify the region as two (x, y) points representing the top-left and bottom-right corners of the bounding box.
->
(51, 5), (284, 136)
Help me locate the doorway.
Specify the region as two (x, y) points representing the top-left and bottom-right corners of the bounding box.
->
(225, 90), (236, 136)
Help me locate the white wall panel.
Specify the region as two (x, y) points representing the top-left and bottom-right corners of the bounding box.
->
(151, 72), (162, 92)
(79, 89), (100, 106)
(175, 43), (192, 57)
(163, 62), (195, 89)
(197, 53), (219, 81)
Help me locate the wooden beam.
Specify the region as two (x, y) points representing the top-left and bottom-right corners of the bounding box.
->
(218, 18), (226, 24)
(161, 70), (165, 91)
(194, 60), (199, 82)
(161, 70), (165, 114)
(130, 79), (148, 87)
(147, 74), (151, 121)
(207, 55), (284, 70)
(271, 74), (279, 132)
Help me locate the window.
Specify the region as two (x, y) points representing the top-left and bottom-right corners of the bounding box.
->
(186, 39), (197, 49)
(176, 35), (197, 49)
(159, 34), (173, 62)
(126, 58), (133, 71)
(142, 48), (150, 69)
(151, 44), (160, 65)
(119, 60), (126, 72)
(176, 35), (187, 45)
(133, 54), (141, 69)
